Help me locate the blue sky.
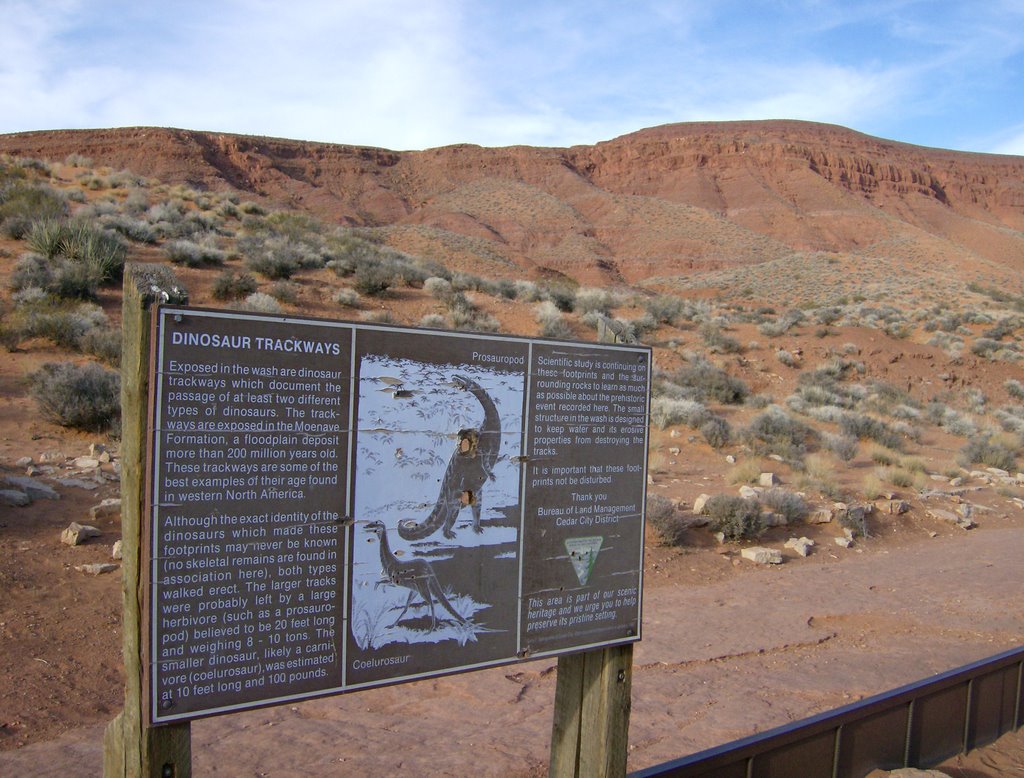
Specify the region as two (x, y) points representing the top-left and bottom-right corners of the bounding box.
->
(2, 0), (1023, 155)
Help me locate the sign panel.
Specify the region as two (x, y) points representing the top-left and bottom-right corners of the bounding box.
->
(147, 306), (650, 723)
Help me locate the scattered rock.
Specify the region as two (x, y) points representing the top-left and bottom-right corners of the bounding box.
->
(986, 467), (1010, 478)
(75, 563), (119, 575)
(667, 446), (680, 455)
(89, 497), (121, 520)
(741, 546), (783, 564)
(725, 455), (736, 464)
(88, 443), (107, 458)
(0, 489), (31, 507)
(72, 456), (100, 470)
(928, 507), (975, 530)
(3, 475), (59, 501)
(835, 536), (854, 548)
(738, 485), (759, 500)
(61, 522), (101, 546)
(875, 499), (910, 515)
(949, 477), (964, 487)
(669, 429), (680, 438)
(760, 511), (787, 527)
(693, 494), (711, 514)
(768, 454), (784, 462)
(56, 478), (100, 490)
(784, 537), (815, 557)
(112, 540), (123, 560)
(15, 456), (32, 468)
(713, 532), (726, 544)
(758, 472), (780, 487)
(647, 475), (654, 485)
(809, 508), (833, 524)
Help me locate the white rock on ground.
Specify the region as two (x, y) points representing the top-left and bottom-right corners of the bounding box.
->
(89, 498), (121, 520)
(75, 563), (119, 575)
(740, 546), (783, 564)
(61, 522), (101, 546)
(784, 537), (815, 557)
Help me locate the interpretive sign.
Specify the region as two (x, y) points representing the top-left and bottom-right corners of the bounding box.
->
(147, 306), (650, 724)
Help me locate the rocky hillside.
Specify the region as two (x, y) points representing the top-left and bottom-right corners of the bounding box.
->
(2, 121), (1022, 292)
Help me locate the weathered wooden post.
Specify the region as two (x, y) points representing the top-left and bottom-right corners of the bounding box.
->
(103, 264), (191, 778)
(549, 314), (638, 778)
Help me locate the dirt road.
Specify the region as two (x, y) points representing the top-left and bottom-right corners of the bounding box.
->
(2, 525), (1021, 776)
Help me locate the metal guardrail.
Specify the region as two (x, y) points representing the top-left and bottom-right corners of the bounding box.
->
(630, 646), (1024, 778)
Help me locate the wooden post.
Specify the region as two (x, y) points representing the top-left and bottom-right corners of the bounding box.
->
(548, 316), (637, 778)
(104, 264), (191, 778)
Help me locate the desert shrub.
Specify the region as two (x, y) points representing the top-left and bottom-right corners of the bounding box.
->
(760, 488), (808, 523)
(211, 271), (258, 301)
(699, 323), (741, 353)
(360, 309), (395, 324)
(238, 292), (281, 314)
(535, 300), (573, 339)
(573, 287), (615, 315)
(79, 326), (121, 366)
(776, 349), (799, 367)
(352, 262), (394, 296)
(514, 280), (542, 302)
(268, 281), (299, 305)
(822, 433), (858, 462)
(643, 294), (685, 325)
(671, 357), (748, 404)
(700, 415), (732, 448)
(424, 276), (454, 301)
(744, 406), (816, 459)
(867, 443), (898, 466)
(877, 466), (914, 488)
(541, 284), (576, 312)
(958, 436), (1017, 471)
(799, 453), (843, 499)
(994, 406), (1024, 435)
(727, 459), (762, 485)
(0, 183), (68, 237)
(650, 397), (710, 429)
(333, 288), (361, 308)
(862, 473), (886, 500)
(1006, 379), (1024, 401)
(165, 236), (225, 267)
(24, 220), (126, 298)
(703, 495), (765, 542)
(450, 299), (500, 333)
(758, 309), (805, 337)
(839, 412), (902, 450)
(646, 494), (687, 545)
(241, 235), (322, 280)
(418, 313), (448, 329)
(99, 213), (157, 243)
(30, 361), (120, 431)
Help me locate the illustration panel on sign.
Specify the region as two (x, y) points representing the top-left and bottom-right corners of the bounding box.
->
(348, 345), (526, 683)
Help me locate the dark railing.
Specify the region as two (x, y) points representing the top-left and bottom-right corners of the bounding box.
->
(631, 646), (1024, 778)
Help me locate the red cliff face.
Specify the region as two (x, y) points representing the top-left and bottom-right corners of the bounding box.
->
(2, 121), (1022, 286)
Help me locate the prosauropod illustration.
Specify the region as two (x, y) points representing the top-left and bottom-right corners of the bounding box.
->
(398, 373), (501, 540)
(364, 520), (467, 630)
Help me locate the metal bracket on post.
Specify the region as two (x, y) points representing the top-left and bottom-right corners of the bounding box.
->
(103, 264), (191, 778)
